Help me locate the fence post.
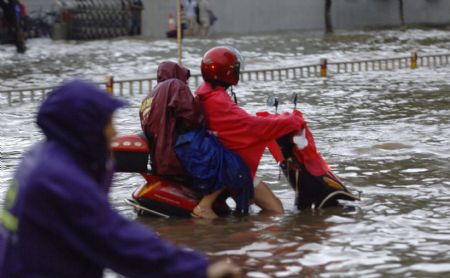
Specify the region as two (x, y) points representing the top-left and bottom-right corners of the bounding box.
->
(129, 81), (134, 96)
(320, 58), (327, 77)
(411, 51), (418, 69)
(105, 74), (114, 94)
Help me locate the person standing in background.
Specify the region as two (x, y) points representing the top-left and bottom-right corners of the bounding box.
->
(129, 0), (143, 35)
(198, 0), (215, 36)
(184, 0), (197, 36)
(16, 0), (27, 35)
(0, 0), (26, 52)
(180, 3), (188, 36)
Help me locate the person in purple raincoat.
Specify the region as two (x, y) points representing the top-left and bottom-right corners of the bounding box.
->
(0, 80), (240, 278)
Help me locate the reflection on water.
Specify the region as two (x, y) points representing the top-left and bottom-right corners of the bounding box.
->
(1, 29), (450, 277)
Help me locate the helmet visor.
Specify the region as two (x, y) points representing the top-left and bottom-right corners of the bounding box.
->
(224, 46), (244, 85)
(225, 46), (245, 70)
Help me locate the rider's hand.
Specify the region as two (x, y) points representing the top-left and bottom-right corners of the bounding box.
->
(207, 129), (218, 136)
(207, 259), (242, 278)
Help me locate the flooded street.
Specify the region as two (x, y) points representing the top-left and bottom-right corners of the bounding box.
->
(1, 29), (450, 277)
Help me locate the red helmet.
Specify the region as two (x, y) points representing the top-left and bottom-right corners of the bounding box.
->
(201, 46), (243, 86)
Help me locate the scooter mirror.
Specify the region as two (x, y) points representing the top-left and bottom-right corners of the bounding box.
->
(266, 96), (278, 107)
(266, 96), (279, 113)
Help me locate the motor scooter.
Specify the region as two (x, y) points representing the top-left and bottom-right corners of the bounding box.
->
(112, 95), (359, 217)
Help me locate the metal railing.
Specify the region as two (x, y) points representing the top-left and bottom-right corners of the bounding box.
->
(1, 52), (450, 106)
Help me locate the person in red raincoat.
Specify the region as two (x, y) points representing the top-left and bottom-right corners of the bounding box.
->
(140, 61), (204, 180)
(195, 46), (305, 213)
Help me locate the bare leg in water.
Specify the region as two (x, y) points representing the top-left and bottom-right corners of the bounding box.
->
(192, 188), (225, 219)
(193, 180), (283, 218)
(253, 180), (284, 214)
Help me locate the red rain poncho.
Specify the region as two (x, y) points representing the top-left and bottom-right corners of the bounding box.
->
(195, 82), (304, 177)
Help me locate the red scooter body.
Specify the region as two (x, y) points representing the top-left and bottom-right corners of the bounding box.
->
(131, 173), (200, 217)
(112, 134), (200, 217)
(112, 134), (231, 217)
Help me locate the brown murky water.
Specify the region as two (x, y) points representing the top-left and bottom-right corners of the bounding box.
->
(1, 29), (450, 277)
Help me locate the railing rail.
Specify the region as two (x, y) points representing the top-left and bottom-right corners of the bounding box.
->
(2, 52), (450, 106)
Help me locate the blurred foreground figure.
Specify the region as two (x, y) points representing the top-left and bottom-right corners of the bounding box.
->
(0, 80), (240, 278)
(128, 0), (143, 35)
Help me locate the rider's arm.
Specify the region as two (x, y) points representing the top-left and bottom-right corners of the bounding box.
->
(219, 100), (304, 146)
(244, 110), (304, 141)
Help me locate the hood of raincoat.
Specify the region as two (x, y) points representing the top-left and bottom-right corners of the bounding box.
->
(157, 61), (190, 83)
(37, 79), (126, 182)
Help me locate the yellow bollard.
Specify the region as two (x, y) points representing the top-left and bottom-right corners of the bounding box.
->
(105, 74), (114, 94)
(411, 51), (418, 69)
(320, 58), (328, 77)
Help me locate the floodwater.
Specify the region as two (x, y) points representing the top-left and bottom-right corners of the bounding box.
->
(1, 28), (450, 277)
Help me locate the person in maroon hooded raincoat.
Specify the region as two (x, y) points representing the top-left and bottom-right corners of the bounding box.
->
(140, 61), (203, 180)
